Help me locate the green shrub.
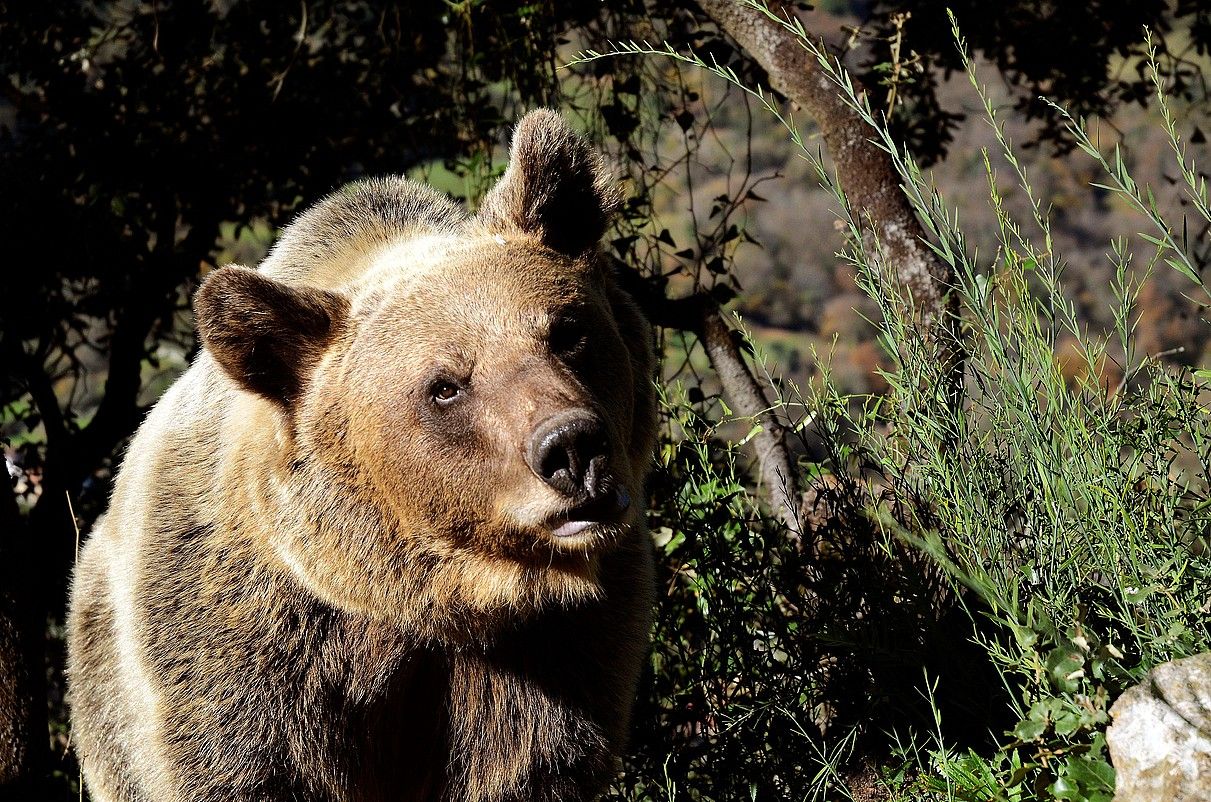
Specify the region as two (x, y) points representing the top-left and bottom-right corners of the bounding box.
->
(592, 13), (1211, 801)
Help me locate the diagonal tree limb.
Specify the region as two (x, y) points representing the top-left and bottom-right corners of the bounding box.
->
(693, 0), (964, 405)
(618, 271), (802, 532)
(700, 310), (802, 532)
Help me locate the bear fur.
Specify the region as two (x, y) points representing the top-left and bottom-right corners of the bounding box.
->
(66, 110), (657, 802)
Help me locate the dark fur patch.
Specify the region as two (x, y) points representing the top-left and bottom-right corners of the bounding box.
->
(195, 266), (349, 405)
(476, 109), (620, 255)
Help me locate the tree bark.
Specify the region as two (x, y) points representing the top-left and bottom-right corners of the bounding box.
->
(700, 310), (801, 532)
(617, 271), (802, 531)
(694, 0), (962, 397)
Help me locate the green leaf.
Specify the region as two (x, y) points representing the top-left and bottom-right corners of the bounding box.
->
(1050, 774), (1078, 800)
(1013, 718), (1047, 741)
(1164, 255), (1201, 284)
(1064, 755), (1115, 790)
(1053, 707), (1082, 736)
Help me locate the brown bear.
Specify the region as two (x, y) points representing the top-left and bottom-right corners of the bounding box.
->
(66, 110), (657, 802)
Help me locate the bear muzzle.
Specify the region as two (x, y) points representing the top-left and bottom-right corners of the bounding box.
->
(546, 485), (632, 539)
(526, 409), (631, 539)
(527, 409), (611, 498)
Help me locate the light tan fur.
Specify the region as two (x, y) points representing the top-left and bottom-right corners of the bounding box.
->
(67, 111), (657, 802)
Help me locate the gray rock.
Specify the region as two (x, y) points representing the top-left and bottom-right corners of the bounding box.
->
(1107, 652), (1211, 801)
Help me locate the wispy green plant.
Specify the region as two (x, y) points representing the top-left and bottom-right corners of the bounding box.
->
(578, 7), (1211, 801)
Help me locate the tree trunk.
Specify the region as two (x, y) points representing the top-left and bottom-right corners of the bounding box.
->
(699, 311), (801, 532)
(617, 270), (803, 532)
(694, 0), (962, 400)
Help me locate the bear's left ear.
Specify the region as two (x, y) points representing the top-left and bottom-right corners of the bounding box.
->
(194, 266), (350, 406)
(476, 109), (620, 255)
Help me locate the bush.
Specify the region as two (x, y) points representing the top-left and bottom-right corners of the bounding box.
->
(600, 18), (1211, 802)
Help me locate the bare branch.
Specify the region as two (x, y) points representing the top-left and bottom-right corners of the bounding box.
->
(621, 271), (802, 531)
(700, 310), (801, 532)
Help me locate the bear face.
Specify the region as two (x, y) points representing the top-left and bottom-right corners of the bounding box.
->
(193, 111), (656, 641)
(333, 239), (643, 552)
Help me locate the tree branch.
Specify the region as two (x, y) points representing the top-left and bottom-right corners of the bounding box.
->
(700, 310), (801, 532)
(17, 352), (67, 452)
(694, 0), (963, 402)
(622, 270), (802, 532)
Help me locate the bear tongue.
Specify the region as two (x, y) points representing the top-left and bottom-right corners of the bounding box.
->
(551, 519), (596, 539)
(549, 486), (632, 538)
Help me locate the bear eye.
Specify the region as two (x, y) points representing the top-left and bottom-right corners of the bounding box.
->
(430, 379), (464, 406)
(549, 319), (588, 356)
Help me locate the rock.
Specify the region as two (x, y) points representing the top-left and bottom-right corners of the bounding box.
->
(1107, 652), (1211, 801)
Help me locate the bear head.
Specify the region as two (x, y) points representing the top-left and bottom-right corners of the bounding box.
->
(193, 111), (656, 638)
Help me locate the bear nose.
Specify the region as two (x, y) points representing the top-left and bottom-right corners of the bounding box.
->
(527, 410), (609, 499)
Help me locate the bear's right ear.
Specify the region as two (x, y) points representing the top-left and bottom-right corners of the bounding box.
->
(194, 266), (349, 406)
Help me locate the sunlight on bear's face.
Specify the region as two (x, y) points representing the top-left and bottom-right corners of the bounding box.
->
(292, 234), (648, 601)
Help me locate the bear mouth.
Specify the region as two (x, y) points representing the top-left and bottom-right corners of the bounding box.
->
(548, 485), (631, 540)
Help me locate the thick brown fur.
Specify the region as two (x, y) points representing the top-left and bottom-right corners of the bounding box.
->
(66, 110), (657, 802)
